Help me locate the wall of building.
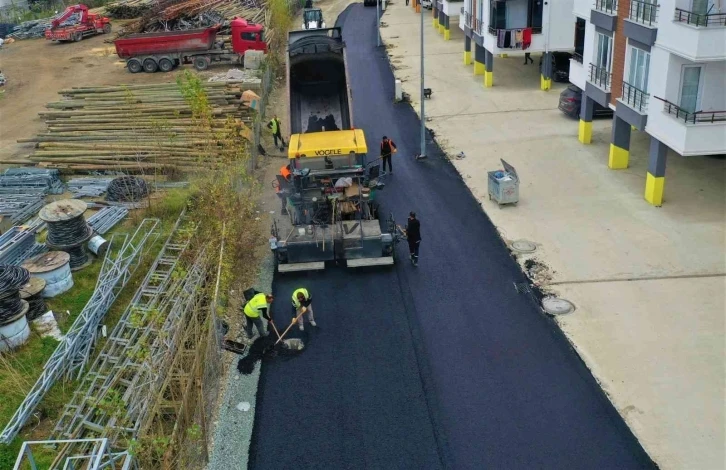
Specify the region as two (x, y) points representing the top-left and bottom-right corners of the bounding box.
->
(569, 20), (595, 90)
(656, 0), (726, 61)
(547, 0), (576, 50)
(572, 0), (591, 20)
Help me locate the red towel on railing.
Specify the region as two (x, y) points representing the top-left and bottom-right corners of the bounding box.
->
(523, 27), (532, 50)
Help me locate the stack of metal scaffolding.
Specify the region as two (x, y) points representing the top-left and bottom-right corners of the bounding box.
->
(47, 214), (204, 462)
(87, 206), (129, 235)
(0, 219), (161, 445)
(0, 194), (45, 225)
(0, 226), (47, 266)
(0, 168), (65, 194)
(67, 177), (115, 198)
(13, 438), (136, 470)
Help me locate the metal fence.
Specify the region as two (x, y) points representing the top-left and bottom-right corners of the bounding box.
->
(250, 63), (275, 171)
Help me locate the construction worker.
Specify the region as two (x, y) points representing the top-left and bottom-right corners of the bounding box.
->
(276, 164), (291, 215)
(380, 136), (397, 174)
(267, 115), (286, 150)
(404, 211), (421, 266)
(291, 287), (316, 331)
(243, 292), (274, 340)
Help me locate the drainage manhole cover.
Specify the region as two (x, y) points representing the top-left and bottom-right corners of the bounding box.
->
(512, 240), (537, 253)
(542, 297), (575, 315)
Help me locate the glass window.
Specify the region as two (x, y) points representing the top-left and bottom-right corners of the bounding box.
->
(679, 66), (702, 113)
(241, 32), (257, 41)
(627, 46), (650, 91)
(595, 33), (613, 72)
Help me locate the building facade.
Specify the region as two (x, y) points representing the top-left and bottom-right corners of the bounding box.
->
(459, 0), (575, 89)
(573, 0), (726, 205)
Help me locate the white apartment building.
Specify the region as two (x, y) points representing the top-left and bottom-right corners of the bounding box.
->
(572, 0), (726, 205)
(458, 0), (575, 89)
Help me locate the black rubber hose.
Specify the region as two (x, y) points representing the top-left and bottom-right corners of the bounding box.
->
(0, 266), (30, 324)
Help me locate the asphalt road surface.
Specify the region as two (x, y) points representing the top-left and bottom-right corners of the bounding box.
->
(249, 5), (655, 469)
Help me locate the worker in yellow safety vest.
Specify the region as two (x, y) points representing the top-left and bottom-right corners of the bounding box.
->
(267, 115), (286, 150)
(244, 292), (274, 340)
(291, 288), (316, 331)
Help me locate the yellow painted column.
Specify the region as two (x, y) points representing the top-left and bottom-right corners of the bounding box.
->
(540, 75), (552, 91)
(444, 28), (450, 40)
(608, 145), (629, 169)
(474, 61), (485, 75)
(644, 173), (665, 206)
(608, 117), (631, 169)
(484, 71), (493, 87)
(463, 50), (472, 64)
(578, 120), (592, 144)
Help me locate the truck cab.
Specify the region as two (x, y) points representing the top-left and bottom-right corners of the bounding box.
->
(301, 8), (325, 30)
(230, 17), (267, 55)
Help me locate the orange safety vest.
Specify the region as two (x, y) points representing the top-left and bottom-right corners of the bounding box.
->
(280, 165), (291, 179)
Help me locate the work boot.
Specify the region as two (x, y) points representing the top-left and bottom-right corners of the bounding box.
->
(310, 321), (317, 327)
(299, 323), (305, 331)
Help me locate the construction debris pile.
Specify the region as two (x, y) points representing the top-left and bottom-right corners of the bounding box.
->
(208, 68), (258, 82)
(106, 0), (267, 37)
(13, 81), (261, 173)
(6, 10), (81, 39)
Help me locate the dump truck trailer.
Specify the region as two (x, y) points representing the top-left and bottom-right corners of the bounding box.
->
(114, 18), (266, 73)
(270, 28), (399, 273)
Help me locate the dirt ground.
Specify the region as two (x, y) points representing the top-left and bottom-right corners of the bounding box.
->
(0, 24), (222, 167)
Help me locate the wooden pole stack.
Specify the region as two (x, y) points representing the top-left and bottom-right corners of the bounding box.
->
(6, 81), (262, 174)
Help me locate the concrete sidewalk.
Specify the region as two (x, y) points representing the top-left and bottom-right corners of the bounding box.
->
(381, 3), (725, 469)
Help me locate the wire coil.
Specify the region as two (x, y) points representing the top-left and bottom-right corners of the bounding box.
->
(46, 214), (92, 248)
(106, 176), (150, 202)
(66, 245), (89, 270)
(0, 266), (31, 325)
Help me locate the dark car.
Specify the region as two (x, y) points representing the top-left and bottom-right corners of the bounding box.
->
(539, 52), (572, 83)
(558, 85), (614, 119)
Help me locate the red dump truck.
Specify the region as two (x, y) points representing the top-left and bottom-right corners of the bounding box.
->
(114, 18), (267, 73)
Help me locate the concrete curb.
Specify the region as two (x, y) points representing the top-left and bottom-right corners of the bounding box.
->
(206, 254), (274, 470)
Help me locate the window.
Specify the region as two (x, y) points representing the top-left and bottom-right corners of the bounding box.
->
(627, 46), (650, 91)
(679, 65), (703, 113)
(595, 32), (613, 72)
(574, 18), (586, 56)
(241, 32), (257, 41)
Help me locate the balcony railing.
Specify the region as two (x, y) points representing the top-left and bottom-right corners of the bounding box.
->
(654, 97), (726, 124)
(674, 8), (726, 27)
(588, 63), (612, 91)
(621, 81), (649, 113)
(464, 11), (472, 28)
(472, 17), (482, 34)
(572, 52), (584, 64)
(594, 0), (618, 15)
(628, 0), (658, 26)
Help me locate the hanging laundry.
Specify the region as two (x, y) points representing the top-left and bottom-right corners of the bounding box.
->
(503, 30), (512, 48)
(514, 29), (523, 48)
(497, 29), (506, 48)
(522, 27), (532, 50)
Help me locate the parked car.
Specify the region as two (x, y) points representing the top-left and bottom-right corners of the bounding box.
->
(558, 85), (614, 119)
(539, 52), (572, 83)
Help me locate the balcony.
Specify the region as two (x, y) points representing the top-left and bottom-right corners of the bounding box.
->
(657, 6), (726, 61)
(594, 0), (618, 15)
(655, 97), (726, 124)
(591, 0), (618, 31)
(588, 63), (612, 91)
(621, 81), (649, 113)
(628, 0), (658, 26)
(572, 52), (584, 63)
(674, 8), (726, 27)
(646, 97), (726, 156)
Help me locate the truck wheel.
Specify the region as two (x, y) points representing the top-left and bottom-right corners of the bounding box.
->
(193, 56), (209, 71)
(73, 32), (82, 42)
(143, 58), (158, 73)
(103, 23), (112, 34)
(158, 58), (174, 72)
(127, 59), (142, 73)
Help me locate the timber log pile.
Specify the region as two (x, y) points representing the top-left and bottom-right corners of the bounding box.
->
(8, 81), (261, 174)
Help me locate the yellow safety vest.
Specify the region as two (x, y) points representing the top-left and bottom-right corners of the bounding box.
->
(244, 293), (268, 318)
(291, 288), (310, 308)
(270, 118), (280, 135)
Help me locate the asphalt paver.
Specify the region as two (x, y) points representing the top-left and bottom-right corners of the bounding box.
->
(249, 5), (655, 469)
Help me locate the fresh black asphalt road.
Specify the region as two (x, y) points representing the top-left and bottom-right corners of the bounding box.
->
(249, 5), (655, 469)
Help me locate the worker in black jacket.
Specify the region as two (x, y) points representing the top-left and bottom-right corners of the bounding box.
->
(404, 212), (421, 266)
(380, 136), (397, 174)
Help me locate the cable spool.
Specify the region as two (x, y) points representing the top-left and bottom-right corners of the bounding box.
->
(22, 251), (73, 298)
(0, 265), (31, 325)
(20, 277), (47, 322)
(106, 176), (150, 202)
(39, 200), (93, 271)
(88, 235), (109, 257)
(0, 301), (30, 352)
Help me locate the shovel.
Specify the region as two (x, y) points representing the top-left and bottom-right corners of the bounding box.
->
(275, 307), (307, 346)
